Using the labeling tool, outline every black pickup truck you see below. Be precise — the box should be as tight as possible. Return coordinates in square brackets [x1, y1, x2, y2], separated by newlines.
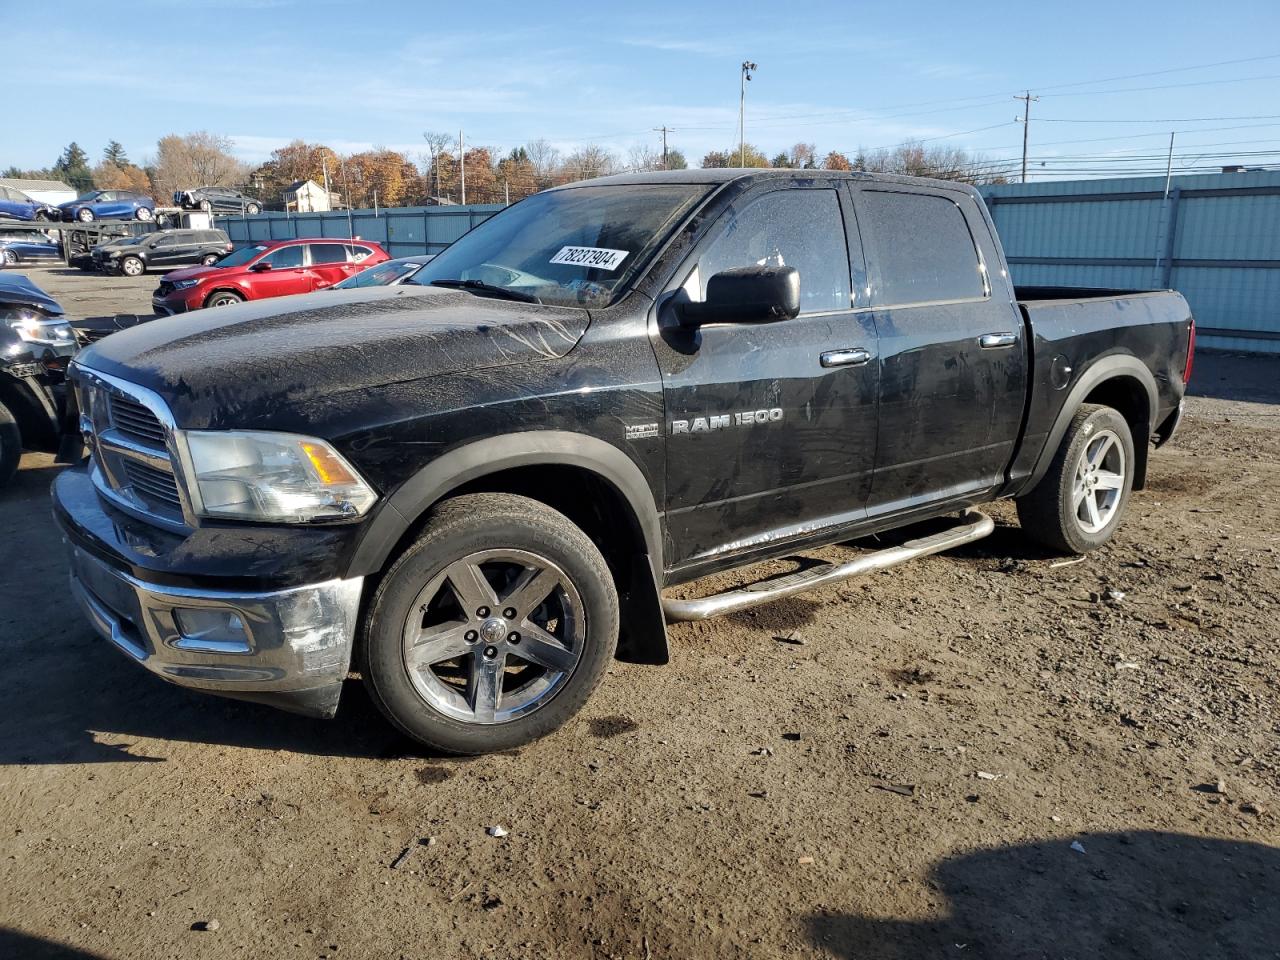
[53, 170, 1194, 753]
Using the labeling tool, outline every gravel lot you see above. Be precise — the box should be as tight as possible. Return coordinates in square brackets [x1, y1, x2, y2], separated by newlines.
[1, 265, 1277, 959]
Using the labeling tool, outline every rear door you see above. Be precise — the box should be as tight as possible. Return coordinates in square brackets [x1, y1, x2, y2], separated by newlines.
[654, 182, 878, 570]
[854, 185, 1026, 516]
[306, 242, 353, 289]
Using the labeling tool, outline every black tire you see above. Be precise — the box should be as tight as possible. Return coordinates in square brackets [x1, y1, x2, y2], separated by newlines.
[0, 401, 21, 489]
[360, 493, 619, 754]
[245, 203, 261, 216]
[76, 207, 94, 223]
[121, 255, 144, 277]
[1, 249, 17, 267]
[201, 254, 219, 266]
[135, 206, 154, 222]
[203, 290, 243, 308]
[1016, 403, 1135, 555]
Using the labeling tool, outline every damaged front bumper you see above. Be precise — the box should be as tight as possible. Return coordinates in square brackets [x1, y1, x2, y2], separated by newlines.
[67, 544, 362, 718]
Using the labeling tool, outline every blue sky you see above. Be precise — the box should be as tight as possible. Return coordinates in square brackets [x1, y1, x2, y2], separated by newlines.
[6, 0, 1280, 179]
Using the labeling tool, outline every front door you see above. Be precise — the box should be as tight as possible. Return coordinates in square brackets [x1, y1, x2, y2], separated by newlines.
[251, 244, 311, 297]
[654, 183, 878, 572]
[854, 185, 1026, 516]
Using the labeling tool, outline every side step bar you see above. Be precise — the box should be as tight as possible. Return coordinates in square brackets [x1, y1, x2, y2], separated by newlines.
[661, 510, 995, 622]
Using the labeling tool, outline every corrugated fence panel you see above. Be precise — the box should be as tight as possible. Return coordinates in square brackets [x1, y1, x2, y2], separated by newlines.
[982, 171, 1280, 354]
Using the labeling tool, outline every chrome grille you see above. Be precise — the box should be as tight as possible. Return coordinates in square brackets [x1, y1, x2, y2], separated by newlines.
[75, 366, 189, 531]
[110, 394, 167, 447]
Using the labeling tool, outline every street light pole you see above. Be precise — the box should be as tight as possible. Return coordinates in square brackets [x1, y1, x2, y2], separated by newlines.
[739, 61, 757, 168]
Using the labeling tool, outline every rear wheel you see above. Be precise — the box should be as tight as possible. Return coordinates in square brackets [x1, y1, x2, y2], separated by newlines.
[245, 202, 261, 216]
[135, 206, 154, 222]
[120, 256, 144, 277]
[204, 290, 243, 308]
[360, 493, 619, 754]
[1, 249, 17, 266]
[76, 208, 94, 223]
[199, 199, 212, 213]
[0, 401, 21, 489]
[1016, 403, 1135, 554]
[200, 254, 219, 266]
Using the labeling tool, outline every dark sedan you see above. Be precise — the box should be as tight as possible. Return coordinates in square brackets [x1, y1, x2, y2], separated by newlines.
[175, 186, 262, 215]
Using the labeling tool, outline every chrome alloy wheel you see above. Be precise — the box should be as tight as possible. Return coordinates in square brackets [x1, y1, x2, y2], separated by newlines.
[401, 548, 585, 724]
[1073, 428, 1126, 534]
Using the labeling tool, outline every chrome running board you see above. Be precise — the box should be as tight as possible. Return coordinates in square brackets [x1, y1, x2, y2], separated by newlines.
[661, 510, 994, 622]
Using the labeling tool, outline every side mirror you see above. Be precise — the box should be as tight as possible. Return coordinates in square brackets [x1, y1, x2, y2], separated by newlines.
[249, 261, 273, 272]
[677, 265, 801, 327]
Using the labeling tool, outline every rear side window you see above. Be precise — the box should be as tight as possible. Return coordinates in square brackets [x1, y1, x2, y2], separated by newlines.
[695, 189, 850, 316]
[263, 245, 304, 268]
[209, 230, 229, 243]
[309, 243, 349, 264]
[347, 244, 375, 261]
[861, 191, 986, 306]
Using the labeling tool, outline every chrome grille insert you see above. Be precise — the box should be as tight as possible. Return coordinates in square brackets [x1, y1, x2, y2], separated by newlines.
[110, 394, 167, 447]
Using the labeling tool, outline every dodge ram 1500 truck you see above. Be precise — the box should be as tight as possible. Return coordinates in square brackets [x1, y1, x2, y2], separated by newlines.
[53, 169, 1194, 754]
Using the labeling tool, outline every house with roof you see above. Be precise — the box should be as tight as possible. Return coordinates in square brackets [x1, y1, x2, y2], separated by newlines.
[283, 179, 341, 213]
[0, 178, 77, 205]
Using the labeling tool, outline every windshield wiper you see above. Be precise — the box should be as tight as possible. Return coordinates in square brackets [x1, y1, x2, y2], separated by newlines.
[428, 278, 541, 304]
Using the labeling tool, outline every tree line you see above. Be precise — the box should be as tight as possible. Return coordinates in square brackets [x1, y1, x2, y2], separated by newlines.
[2, 133, 1005, 210]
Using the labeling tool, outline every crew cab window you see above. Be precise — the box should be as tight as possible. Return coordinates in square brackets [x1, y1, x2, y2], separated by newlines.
[262, 245, 304, 268]
[861, 191, 986, 306]
[694, 189, 850, 316]
[151, 236, 176, 247]
[309, 243, 349, 264]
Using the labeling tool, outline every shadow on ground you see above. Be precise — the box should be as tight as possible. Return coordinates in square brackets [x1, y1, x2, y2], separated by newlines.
[809, 831, 1280, 960]
[0, 929, 110, 959]
[1189, 352, 1280, 405]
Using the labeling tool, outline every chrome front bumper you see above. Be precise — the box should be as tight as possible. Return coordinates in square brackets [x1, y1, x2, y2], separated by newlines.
[68, 544, 363, 718]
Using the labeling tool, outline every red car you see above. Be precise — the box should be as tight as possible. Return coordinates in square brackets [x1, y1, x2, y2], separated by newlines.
[152, 238, 389, 314]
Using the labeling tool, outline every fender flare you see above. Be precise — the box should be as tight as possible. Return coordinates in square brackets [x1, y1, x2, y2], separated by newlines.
[1022, 354, 1159, 494]
[347, 430, 665, 583]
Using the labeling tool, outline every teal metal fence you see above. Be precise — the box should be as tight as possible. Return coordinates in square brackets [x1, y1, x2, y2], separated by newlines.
[980, 171, 1280, 355]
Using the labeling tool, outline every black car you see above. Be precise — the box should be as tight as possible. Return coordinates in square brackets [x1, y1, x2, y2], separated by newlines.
[92, 229, 233, 276]
[54, 169, 1195, 753]
[174, 187, 262, 216]
[0, 274, 73, 486]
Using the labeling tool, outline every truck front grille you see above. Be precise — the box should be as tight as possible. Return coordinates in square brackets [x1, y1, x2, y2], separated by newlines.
[75, 367, 189, 531]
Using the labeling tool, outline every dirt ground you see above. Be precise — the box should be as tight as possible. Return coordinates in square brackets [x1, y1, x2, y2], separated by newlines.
[1, 265, 1277, 959]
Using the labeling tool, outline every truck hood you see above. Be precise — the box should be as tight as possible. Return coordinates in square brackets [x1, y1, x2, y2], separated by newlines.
[77, 285, 589, 429]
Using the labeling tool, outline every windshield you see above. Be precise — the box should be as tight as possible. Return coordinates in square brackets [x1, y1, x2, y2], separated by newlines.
[77, 191, 103, 201]
[408, 183, 709, 307]
[214, 244, 268, 268]
[334, 258, 426, 289]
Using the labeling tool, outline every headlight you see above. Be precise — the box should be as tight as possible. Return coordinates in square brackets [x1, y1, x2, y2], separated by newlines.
[172, 279, 201, 290]
[181, 430, 377, 522]
[5, 309, 74, 345]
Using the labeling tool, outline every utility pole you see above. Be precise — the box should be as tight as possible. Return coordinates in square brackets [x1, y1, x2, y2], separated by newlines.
[1162, 131, 1176, 199]
[653, 126, 672, 169]
[1015, 91, 1039, 184]
[459, 129, 466, 205]
[739, 61, 757, 168]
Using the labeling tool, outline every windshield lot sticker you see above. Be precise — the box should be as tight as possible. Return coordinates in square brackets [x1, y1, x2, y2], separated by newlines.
[550, 246, 629, 271]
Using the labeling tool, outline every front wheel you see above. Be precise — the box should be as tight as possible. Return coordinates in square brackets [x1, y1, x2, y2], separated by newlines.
[203, 290, 243, 308]
[135, 206, 154, 222]
[245, 202, 261, 216]
[76, 208, 94, 223]
[1016, 403, 1135, 554]
[200, 254, 219, 266]
[361, 493, 619, 754]
[199, 200, 212, 213]
[120, 256, 144, 277]
[1, 249, 17, 266]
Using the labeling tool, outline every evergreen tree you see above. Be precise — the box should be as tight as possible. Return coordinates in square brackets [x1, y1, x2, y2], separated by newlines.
[53, 142, 93, 190]
[102, 141, 129, 168]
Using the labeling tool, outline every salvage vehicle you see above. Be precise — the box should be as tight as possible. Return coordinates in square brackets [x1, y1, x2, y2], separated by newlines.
[0, 185, 57, 222]
[58, 190, 155, 223]
[1, 274, 72, 486]
[151, 238, 389, 313]
[53, 170, 1194, 753]
[331, 254, 435, 289]
[0, 234, 61, 267]
[174, 186, 262, 216]
[93, 229, 233, 276]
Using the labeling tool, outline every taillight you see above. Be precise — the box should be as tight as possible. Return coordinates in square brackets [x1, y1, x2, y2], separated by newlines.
[1183, 317, 1196, 385]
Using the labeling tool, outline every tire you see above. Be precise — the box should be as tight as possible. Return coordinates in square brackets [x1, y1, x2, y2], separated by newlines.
[245, 203, 261, 216]
[136, 206, 154, 222]
[199, 200, 212, 213]
[1016, 403, 1135, 555]
[121, 256, 144, 277]
[203, 290, 243, 308]
[1, 249, 17, 266]
[201, 254, 219, 266]
[0, 401, 20, 489]
[76, 207, 94, 223]
[360, 493, 620, 754]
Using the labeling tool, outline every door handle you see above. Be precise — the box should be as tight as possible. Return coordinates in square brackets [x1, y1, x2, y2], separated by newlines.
[979, 332, 1017, 348]
[820, 347, 873, 368]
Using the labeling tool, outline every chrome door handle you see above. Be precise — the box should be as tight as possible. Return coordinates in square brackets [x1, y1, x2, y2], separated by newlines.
[979, 332, 1017, 348]
[821, 347, 873, 368]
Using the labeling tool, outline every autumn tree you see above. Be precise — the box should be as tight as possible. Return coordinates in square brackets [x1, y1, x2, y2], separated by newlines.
[561, 144, 617, 182]
[823, 151, 852, 171]
[152, 132, 246, 197]
[343, 149, 417, 207]
[255, 140, 341, 201]
[701, 143, 769, 168]
[524, 139, 561, 190]
[93, 161, 153, 195]
[855, 141, 1007, 184]
[497, 147, 536, 202]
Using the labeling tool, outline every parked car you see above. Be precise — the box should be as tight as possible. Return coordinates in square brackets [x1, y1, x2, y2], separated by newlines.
[0, 274, 73, 486]
[331, 254, 434, 289]
[54, 169, 1194, 754]
[151, 238, 389, 314]
[174, 186, 262, 216]
[0, 233, 61, 267]
[93, 229, 233, 277]
[58, 190, 155, 223]
[0, 185, 57, 221]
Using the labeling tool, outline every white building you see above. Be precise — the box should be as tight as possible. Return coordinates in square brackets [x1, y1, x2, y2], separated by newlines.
[0, 177, 77, 204]
[283, 179, 340, 213]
